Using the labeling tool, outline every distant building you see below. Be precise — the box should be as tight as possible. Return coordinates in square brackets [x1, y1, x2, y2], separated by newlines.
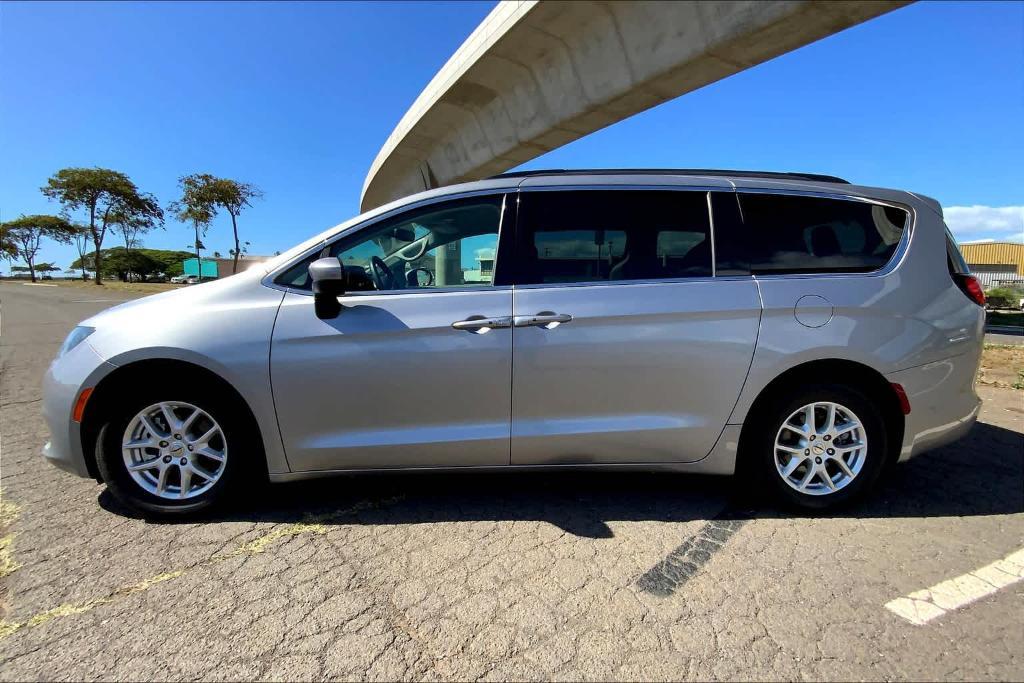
[463, 248, 495, 284]
[182, 256, 270, 279]
[959, 242, 1024, 288]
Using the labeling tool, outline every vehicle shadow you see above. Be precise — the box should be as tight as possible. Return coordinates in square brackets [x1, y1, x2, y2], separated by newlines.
[99, 421, 1023, 537]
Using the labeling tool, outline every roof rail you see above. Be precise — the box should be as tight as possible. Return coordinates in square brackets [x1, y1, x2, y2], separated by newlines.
[488, 168, 850, 184]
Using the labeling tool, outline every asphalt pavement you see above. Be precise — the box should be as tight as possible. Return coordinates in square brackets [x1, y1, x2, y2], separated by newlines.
[1, 282, 1022, 681]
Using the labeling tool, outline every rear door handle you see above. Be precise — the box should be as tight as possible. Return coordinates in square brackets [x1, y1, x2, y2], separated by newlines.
[451, 315, 512, 334]
[513, 312, 573, 329]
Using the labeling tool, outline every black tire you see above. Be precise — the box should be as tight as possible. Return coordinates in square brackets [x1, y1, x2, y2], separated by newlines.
[746, 384, 888, 512]
[95, 386, 252, 518]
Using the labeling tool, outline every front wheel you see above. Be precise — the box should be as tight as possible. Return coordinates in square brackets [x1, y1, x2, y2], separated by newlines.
[750, 385, 888, 511]
[96, 391, 247, 517]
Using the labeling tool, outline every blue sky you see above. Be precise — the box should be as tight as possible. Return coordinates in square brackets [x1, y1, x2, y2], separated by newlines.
[1, 1, 1022, 272]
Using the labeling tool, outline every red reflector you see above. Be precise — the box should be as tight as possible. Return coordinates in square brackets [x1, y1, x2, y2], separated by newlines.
[72, 387, 93, 423]
[954, 274, 986, 307]
[890, 382, 911, 415]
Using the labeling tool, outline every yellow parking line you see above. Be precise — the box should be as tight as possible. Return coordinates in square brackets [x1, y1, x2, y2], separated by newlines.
[0, 496, 402, 640]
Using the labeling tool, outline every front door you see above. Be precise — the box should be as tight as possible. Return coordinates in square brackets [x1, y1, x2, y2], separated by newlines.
[510, 189, 761, 465]
[270, 194, 514, 472]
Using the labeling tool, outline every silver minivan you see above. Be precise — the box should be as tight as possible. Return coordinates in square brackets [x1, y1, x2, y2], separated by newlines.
[42, 170, 985, 516]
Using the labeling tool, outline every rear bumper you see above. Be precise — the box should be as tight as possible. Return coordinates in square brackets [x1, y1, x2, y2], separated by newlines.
[887, 349, 982, 462]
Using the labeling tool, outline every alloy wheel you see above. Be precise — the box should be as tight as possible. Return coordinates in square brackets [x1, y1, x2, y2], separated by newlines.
[121, 401, 228, 500]
[773, 401, 867, 496]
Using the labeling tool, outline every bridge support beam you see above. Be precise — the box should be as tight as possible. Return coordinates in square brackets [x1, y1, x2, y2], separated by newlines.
[361, 0, 909, 211]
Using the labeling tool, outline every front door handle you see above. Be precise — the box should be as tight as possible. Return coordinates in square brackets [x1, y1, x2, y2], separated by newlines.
[451, 315, 512, 334]
[513, 312, 573, 329]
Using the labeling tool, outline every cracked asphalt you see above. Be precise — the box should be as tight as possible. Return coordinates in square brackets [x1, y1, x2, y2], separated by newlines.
[1, 282, 1022, 681]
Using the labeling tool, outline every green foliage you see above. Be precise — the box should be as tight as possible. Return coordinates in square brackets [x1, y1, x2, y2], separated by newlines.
[0, 226, 16, 261]
[34, 263, 60, 274]
[71, 247, 193, 282]
[1014, 370, 1024, 391]
[41, 167, 164, 284]
[205, 177, 263, 219]
[170, 174, 262, 274]
[169, 174, 217, 229]
[0, 214, 77, 281]
[986, 287, 1022, 310]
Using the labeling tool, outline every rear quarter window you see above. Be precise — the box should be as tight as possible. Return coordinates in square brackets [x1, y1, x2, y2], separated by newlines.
[739, 193, 908, 275]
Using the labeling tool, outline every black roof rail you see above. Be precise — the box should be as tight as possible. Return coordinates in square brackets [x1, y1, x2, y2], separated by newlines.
[487, 168, 850, 184]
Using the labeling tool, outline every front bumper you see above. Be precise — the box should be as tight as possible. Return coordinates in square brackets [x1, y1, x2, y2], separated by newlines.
[887, 350, 982, 462]
[41, 341, 116, 479]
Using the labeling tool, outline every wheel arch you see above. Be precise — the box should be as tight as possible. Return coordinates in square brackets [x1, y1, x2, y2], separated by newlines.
[736, 358, 905, 470]
[80, 358, 267, 482]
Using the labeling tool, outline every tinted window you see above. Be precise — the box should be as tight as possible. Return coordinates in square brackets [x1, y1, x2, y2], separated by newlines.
[518, 190, 712, 284]
[945, 229, 970, 275]
[739, 194, 907, 275]
[708, 191, 749, 275]
[275, 196, 504, 291]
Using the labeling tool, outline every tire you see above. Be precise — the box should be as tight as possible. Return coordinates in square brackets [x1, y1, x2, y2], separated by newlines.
[95, 386, 251, 517]
[747, 384, 888, 512]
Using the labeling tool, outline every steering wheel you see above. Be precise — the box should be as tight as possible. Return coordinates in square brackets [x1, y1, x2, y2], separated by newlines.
[406, 267, 435, 288]
[369, 256, 396, 291]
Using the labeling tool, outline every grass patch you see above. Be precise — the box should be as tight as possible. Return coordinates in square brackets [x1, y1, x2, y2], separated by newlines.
[979, 344, 1024, 389]
[46, 280, 184, 294]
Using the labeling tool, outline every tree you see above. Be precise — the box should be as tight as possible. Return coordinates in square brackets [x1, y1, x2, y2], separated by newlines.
[228, 240, 251, 260]
[34, 262, 60, 277]
[71, 247, 190, 282]
[101, 248, 162, 282]
[41, 167, 164, 284]
[0, 224, 17, 262]
[139, 248, 194, 278]
[71, 223, 91, 280]
[185, 175, 262, 274]
[0, 214, 77, 282]
[169, 175, 218, 283]
[109, 198, 162, 255]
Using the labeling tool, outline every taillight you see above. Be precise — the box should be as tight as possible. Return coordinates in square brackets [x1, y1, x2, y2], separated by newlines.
[953, 274, 985, 307]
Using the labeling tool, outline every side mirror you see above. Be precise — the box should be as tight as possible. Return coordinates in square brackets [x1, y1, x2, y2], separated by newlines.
[309, 257, 345, 319]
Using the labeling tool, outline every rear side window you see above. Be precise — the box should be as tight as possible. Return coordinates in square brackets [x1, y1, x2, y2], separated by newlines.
[517, 190, 712, 284]
[945, 229, 971, 275]
[739, 193, 908, 275]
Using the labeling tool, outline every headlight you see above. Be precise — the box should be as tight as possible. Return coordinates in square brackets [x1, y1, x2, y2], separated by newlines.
[59, 326, 95, 357]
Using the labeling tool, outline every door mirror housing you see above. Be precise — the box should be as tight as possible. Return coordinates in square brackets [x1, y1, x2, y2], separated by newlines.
[309, 257, 345, 319]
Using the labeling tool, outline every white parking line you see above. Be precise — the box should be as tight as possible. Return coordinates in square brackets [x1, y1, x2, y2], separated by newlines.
[885, 548, 1024, 625]
[22, 283, 57, 287]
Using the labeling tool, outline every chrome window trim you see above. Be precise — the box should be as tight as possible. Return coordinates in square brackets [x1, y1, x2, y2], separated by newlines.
[514, 275, 729, 291]
[518, 183, 723, 194]
[734, 187, 916, 281]
[336, 284, 513, 298]
[262, 189, 512, 296]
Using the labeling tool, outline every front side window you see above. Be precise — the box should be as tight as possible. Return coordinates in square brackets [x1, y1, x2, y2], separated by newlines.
[739, 193, 908, 275]
[517, 190, 712, 284]
[275, 195, 505, 291]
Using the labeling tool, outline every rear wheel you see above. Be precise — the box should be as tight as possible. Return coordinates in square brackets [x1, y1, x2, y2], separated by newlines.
[750, 384, 887, 511]
[96, 390, 248, 517]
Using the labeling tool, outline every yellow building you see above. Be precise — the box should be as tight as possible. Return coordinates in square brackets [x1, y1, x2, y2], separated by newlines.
[959, 242, 1024, 287]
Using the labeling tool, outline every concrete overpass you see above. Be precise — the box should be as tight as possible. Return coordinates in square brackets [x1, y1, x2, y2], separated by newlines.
[360, 0, 909, 211]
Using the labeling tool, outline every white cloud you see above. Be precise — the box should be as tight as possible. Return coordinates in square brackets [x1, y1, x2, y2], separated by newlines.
[942, 205, 1024, 243]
